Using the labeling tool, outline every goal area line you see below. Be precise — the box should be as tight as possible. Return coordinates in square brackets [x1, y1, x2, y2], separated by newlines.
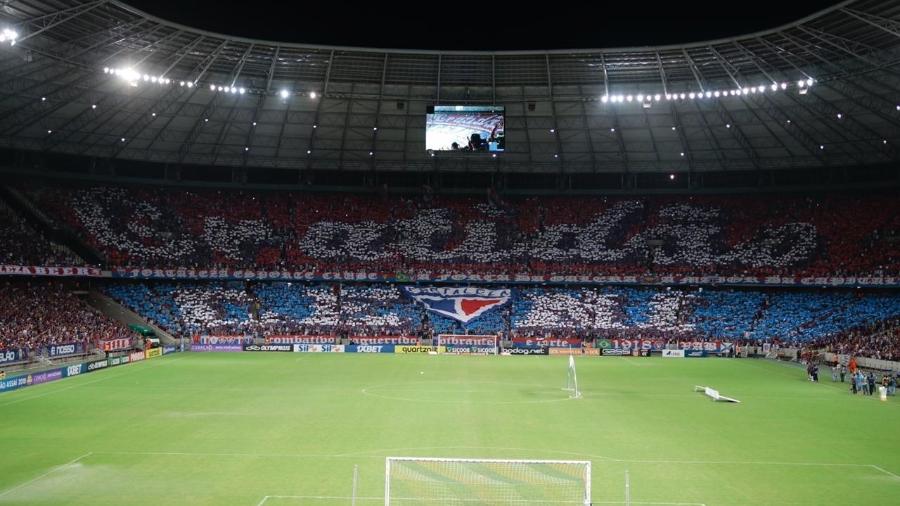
[256, 496, 706, 506]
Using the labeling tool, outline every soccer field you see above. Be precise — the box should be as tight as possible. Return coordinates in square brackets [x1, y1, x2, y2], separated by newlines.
[1, 353, 898, 506]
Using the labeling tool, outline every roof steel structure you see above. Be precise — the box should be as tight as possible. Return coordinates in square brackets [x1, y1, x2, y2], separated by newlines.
[0, 0, 898, 174]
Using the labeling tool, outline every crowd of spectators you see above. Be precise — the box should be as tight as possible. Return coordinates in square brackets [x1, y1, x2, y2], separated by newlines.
[811, 318, 900, 361]
[0, 281, 133, 356]
[104, 282, 900, 358]
[0, 198, 84, 267]
[25, 185, 900, 278]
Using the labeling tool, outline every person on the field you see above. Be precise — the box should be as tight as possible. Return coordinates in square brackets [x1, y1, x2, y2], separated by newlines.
[839, 364, 847, 383]
[867, 372, 876, 396]
[850, 373, 858, 394]
[831, 363, 838, 382]
[889, 374, 897, 396]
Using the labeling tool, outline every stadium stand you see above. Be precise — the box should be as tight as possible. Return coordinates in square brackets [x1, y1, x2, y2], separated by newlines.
[0, 281, 133, 357]
[0, 198, 84, 267]
[103, 283, 900, 351]
[24, 185, 900, 278]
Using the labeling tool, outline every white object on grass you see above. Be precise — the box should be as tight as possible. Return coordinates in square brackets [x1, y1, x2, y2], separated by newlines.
[564, 355, 581, 399]
[694, 385, 740, 403]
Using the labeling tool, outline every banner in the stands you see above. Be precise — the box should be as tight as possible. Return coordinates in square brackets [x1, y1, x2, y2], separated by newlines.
[48, 343, 82, 358]
[104, 267, 900, 287]
[403, 286, 510, 323]
[0, 348, 26, 365]
[512, 338, 582, 349]
[437, 335, 497, 348]
[198, 335, 252, 345]
[595, 339, 733, 352]
[0, 265, 102, 277]
[100, 338, 131, 352]
[265, 336, 337, 345]
[349, 336, 418, 345]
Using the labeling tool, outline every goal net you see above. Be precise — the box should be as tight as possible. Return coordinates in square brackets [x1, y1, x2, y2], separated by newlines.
[385, 457, 591, 505]
[564, 355, 581, 398]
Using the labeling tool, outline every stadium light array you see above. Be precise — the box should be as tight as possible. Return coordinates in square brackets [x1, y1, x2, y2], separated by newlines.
[210, 84, 246, 95]
[0, 28, 18, 45]
[104, 67, 171, 87]
[601, 79, 814, 106]
[280, 89, 290, 99]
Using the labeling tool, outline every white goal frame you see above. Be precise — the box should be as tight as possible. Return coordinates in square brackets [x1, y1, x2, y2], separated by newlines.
[384, 456, 591, 506]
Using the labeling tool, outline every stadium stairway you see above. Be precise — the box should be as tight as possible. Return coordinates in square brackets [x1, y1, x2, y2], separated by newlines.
[87, 291, 178, 346]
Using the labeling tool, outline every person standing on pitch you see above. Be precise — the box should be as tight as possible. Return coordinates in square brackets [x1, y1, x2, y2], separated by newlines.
[832, 363, 838, 382]
[839, 364, 847, 383]
[868, 372, 877, 396]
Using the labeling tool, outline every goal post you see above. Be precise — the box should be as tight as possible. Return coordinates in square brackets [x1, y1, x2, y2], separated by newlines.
[564, 355, 581, 398]
[384, 456, 591, 505]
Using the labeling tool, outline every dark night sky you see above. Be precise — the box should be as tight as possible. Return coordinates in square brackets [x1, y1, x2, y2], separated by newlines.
[126, 0, 835, 51]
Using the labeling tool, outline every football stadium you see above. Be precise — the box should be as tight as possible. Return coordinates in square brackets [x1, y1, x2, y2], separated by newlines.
[1, 1, 900, 504]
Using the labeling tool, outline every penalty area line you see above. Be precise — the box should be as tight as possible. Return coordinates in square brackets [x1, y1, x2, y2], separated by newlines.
[0, 452, 93, 498]
[257, 495, 382, 505]
[870, 465, 900, 479]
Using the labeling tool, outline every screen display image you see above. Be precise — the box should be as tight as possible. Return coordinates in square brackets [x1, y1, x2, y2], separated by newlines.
[426, 105, 505, 152]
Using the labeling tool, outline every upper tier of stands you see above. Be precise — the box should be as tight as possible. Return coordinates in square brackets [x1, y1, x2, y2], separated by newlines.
[105, 282, 900, 357]
[24, 185, 900, 277]
[0, 198, 84, 267]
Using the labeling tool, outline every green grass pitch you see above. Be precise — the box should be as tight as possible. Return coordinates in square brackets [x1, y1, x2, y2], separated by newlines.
[1, 353, 898, 505]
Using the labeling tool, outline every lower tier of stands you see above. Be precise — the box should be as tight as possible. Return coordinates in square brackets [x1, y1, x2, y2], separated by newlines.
[103, 282, 900, 359]
[0, 281, 134, 366]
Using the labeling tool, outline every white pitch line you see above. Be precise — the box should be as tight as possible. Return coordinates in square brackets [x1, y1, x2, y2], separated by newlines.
[0, 452, 93, 498]
[593, 502, 706, 505]
[625, 469, 631, 506]
[92, 448, 889, 475]
[870, 465, 900, 479]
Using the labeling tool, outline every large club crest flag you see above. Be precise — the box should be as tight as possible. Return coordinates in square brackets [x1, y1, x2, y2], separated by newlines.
[403, 286, 510, 323]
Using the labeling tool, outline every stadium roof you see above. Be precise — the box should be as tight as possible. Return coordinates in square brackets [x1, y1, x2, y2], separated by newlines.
[0, 0, 899, 174]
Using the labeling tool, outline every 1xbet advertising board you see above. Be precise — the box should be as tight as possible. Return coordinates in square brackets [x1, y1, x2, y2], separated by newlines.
[345, 344, 395, 353]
